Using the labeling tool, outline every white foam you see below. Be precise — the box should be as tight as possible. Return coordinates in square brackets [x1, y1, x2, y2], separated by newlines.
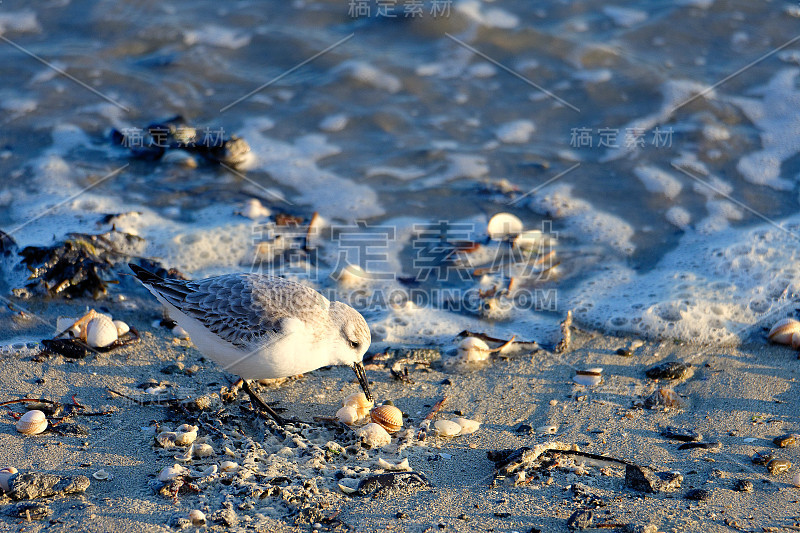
[365, 166, 427, 181]
[602, 6, 647, 27]
[571, 216, 800, 344]
[456, 1, 520, 29]
[467, 63, 497, 78]
[731, 69, 800, 191]
[633, 166, 682, 199]
[336, 61, 401, 93]
[495, 120, 536, 144]
[677, 0, 714, 7]
[0, 10, 40, 35]
[183, 24, 251, 49]
[665, 206, 691, 230]
[319, 114, 349, 132]
[573, 69, 612, 83]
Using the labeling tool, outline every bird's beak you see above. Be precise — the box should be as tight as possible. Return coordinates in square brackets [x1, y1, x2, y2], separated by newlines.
[353, 361, 373, 402]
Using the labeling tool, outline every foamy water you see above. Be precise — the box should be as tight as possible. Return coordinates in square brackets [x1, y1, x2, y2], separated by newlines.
[1, 1, 799, 345]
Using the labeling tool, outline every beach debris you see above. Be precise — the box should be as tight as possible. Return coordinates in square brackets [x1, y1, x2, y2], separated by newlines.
[452, 418, 481, 435]
[189, 509, 207, 527]
[376, 457, 411, 472]
[733, 479, 754, 492]
[645, 361, 691, 381]
[92, 469, 112, 481]
[684, 488, 711, 501]
[566, 509, 594, 530]
[370, 404, 403, 433]
[40, 309, 139, 358]
[86, 315, 118, 348]
[573, 368, 603, 387]
[537, 425, 559, 435]
[773, 434, 799, 448]
[356, 423, 391, 448]
[3, 502, 52, 521]
[752, 451, 774, 466]
[660, 426, 702, 442]
[159, 464, 189, 482]
[342, 392, 374, 420]
[336, 405, 359, 425]
[678, 441, 721, 451]
[239, 198, 271, 220]
[767, 318, 800, 347]
[219, 461, 239, 473]
[193, 443, 215, 459]
[16, 410, 48, 436]
[642, 388, 685, 409]
[767, 459, 792, 475]
[13, 229, 146, 299]
[555, 310, 573, 353]
[416, 396, 448, 440]
[6, 472, 90, 500]
[0, 467, 18, 492]
[624, 465, 683, 493]
[354, 472, 431, 496]
[487, 213, 523, 240]
[334, 264, 370, 288]
[174, 424, 198, 446]
[434, 420, 462, 437]
[446, 335, 516, 367]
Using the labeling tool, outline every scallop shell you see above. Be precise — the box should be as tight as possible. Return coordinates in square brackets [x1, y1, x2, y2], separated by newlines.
[487, 213, 523, 240]
[189, 510, 206, 526]
[434, 420, 462, 437]
[336, 405, 359, 425]
[159, 464, 188, 482]
[92, 469, 112, 481]
[16, 410, 48, 435]
[86, 316, 118, 348]
[768, 318, 800, 345]
[452, 418, 481, 435]
[0, 467, 18, 492]
[370, 405, 403, 433]
[113, 320, 130, 336]
[356, 423, 392, 448]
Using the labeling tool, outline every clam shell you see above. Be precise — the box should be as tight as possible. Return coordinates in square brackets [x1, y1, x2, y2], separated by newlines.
[457, 337, 492, 363]
[356, 423, 392, 448]
[156, 431, 178, 448]
[175, 425, 198, 446]
[573, 368, 603, 387]
[158, 464, 187, 482]
[370, 405, 403, 433]
[56, 316, 81, 338]
[487, 213, 523, 240]
[16, 410, 48, 435]
[434, 420, 462, 437]
[189, 510, 206, 526]
[86, 316, 118, 348]
[113, 320, 130, 336]
[92, 469, 112, 481]
[193, 443, 215, 458]
[220, 461, 239, 472]
[336, 405, 359, 425]
[768, 318, 800, 345]
[452, 418, 481, 435]
[343, 392, 374, 418]
[0, 467, 18, 492]
[514, 229, 552, 250]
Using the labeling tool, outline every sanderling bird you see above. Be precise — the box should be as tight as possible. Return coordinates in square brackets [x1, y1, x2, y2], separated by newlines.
[129, 264, 372, 424]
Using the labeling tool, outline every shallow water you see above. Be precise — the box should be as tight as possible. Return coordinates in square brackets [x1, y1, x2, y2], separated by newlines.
[1, 0, 799, 344]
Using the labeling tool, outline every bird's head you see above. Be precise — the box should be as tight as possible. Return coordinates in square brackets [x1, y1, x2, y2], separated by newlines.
[330, 301, 373, 401]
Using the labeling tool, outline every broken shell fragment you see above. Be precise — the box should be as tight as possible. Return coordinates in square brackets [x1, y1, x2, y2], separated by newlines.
[92, 469, 112, 481]
[16, 410, 48, 435]
[768, 318, 800, 345]
[336, 405, 359, 425]
[452, 418, 481, 435]
[189, 509, 206, 526]
[156, 431, 178, 448]
[356, 423, 392, 448]
[434, 420, 462, 437]
[573, 368, 603, 387]
[370, 404, 403, 433]
[86, 316, 118, 348]
[113, 320, 130, 336]
[158, 464, 188, 482]
[487, 212, 523, 240]
[377, 457, 411, 471]
[0, 467, 18, 492]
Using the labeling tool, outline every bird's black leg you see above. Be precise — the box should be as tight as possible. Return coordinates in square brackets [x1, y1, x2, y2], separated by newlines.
[242, 380, 286, 426]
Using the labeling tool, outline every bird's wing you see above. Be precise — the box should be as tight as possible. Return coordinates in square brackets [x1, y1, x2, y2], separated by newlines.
[142, 273, 330, 347]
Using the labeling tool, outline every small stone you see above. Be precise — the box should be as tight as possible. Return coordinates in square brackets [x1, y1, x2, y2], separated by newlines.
[678, 441, 721, 451]
[396, 512, 408, 519]
[733, 479, 753, 492]
[660, 426, 702, 442]
[211, 505, 238, 527]
[684, 488, 711, 501]
[515, 424, 534, 435]
[566, 509, 593, 529]
[7, 473, 90, 500]
[645, 361, 691, 380]
[767, 459, 792, 475]
[773, 434, 799, 448]
[161, 363, 185, 375]
[615, 347, 632, 356]
[643, 388, 685, 409]
[356, 472, 430, 496]
[624, 465, 663, 493]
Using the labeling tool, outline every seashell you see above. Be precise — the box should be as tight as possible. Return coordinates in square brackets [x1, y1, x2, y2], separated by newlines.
[175, 446, 194, 462]
[793, 332, 800, 350]
[56, 316, 81, 338]
[370, 405, 403, 433]
[113, 320, 130, 336]
[16, 410, 48, 435]
[336, 405, 359, 425]
[343, 392, 374, 419]
[487, 212, 523, 240]
[334, 264, 369, 287]
[768, 318, 800, 345]
[92, 469, 112, 481]
[573, 368, 603, 387]
[193, 443, 215, 458]
[220, 461, 239, 472]
[377, 457, 411, 471]
[434, 420, 462, 437]
[85, 316, 118, 348]
[338, 482, 358, 494]
[159, 464, 188, 482]
[201, 465, 218, 477]
[452, 418, 481, 435]
[456, 337, 492, 363]
[156, 431, 178, 448]
[188, 509, 206, 526]
[172, 326, 190, 339]
[356, 423, 392, 448]
[537, 425, 559, 435]
[0, 467, 18, 492]
[175, 425, 198, 446]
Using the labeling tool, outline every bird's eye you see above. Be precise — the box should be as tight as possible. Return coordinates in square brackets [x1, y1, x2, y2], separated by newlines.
[349, 340, 360, 350]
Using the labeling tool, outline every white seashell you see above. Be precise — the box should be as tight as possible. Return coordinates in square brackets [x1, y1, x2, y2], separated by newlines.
[220, 461, 239, 472]
[86, 316, 118, 348]
[356, 423, 392, 448]
[240, 198, 270, 220]
[188, 509, 206, 526]
[334, 264, 369, 287]
[573, 368, 603, 387]
[145, 386, 167, 395]
[201, 465, 218, 477]
[193, 443, 215, 458]
[336, 405, 359, 425]
[92, 469, 112, 481]
[377, 457, 411, 471]
[174, 446, 194, 462]
[175, 425, 198, 446]
[113, 320, 130, 336]
[456, 337, 492, 363]
[172, 326, 190, 339]
[16, 410, 48, 435]
[343, 392, 374, 419]
[768, 318, 800, 345]
[434, 420, 462, 437]
[487, 213, 523, 240]
[0, 467, 18, 492]
[370, 405, 403, 433]
[452, 418, 481, 435]
[338, 483, 358, 494]
[156, 431, 178, 448]
[158, 464, 188, 482]
[537, 425, 559, 435]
